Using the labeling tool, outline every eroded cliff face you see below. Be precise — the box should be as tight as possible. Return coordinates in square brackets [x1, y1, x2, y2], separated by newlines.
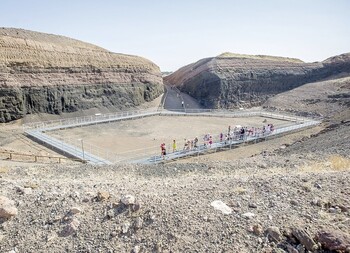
[0, 28, 163, 122]
[164, 52, 350, 108]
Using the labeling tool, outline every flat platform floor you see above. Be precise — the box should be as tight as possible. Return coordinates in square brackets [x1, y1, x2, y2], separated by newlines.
[48, 115, 294, 161]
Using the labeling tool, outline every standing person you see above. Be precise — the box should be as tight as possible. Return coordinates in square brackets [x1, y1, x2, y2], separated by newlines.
[220, 132, 223, 142]
[183, 139, 188, 151]
[228, 125, 231, 135]
[194, 137, 198, 148]
[181, 101, 184, 108]
[172, 140, 177, 152]
[209, 135, 213, 148]
[160, 143, 166, 159]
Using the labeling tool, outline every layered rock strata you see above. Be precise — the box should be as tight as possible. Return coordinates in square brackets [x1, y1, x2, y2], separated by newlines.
[164, 52, 350, 109]
[0, 28, 163, 122]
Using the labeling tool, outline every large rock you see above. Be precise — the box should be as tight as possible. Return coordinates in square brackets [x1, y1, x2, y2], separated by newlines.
[316, 229, 350, 252]
[0, 28, 164, 122]
[292, 227, 318, 251]
[164, 52, 350, 109]
[0, 196, 18, 219]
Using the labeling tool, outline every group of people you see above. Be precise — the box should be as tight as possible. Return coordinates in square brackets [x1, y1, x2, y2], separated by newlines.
[160, 123, 275, 158]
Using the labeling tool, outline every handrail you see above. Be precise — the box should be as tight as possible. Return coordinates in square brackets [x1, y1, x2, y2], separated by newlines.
[23, 108, 321, 165]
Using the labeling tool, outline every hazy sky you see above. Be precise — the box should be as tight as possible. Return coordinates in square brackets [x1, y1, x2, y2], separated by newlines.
[1, 0, 350, 71]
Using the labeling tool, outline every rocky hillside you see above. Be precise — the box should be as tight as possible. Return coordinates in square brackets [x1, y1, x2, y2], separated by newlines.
[0, 28, 163, 122]
[264, 76, 350, 122]
[164, 52, 350, 109]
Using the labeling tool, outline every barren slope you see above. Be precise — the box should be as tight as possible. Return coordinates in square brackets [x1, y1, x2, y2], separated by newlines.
[164, 52, 350, 109]
[264, 76, 350, 121]
[0, 28, 164, 122]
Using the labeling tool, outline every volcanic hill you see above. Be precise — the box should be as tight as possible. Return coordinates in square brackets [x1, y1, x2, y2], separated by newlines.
[0, 28, 163, 122]
[164, 52, 350, 109]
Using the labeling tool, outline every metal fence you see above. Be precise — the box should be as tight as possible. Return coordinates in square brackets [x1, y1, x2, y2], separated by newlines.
[24, 109, 321, 164]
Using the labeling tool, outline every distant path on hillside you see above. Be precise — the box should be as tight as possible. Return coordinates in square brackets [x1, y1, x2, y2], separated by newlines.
[163, 84, 203, 110]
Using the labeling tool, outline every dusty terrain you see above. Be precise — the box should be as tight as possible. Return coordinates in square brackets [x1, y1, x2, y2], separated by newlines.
[0, 105, 349, 252]
[0, 125, 349, 252]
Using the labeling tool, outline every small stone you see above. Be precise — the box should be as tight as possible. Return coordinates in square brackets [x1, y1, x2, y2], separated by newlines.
[296, 244, 306, 253]
[110, 231, 117, 237]
[0, 196, 18, 219]
[24, 182, 39, 189]
[16, 186, 32, 195]
[266, 226, 282, 242]
[211, 200, 232, 215]
[329, 207, 337, 213]
[133, 245, 140, 253]
[46, 232, 57, 242]
[134, 217, 143, 229]
[242, 212, 255, 219]
[290, 199, 298, 206]
[286, 244, 298, 253]
[248, 203, 258, 208]
[314, 182, 322, 189]
[107, 209, 114, 218]
[311, 198, 319, 206]
[70, 207, 82, 215]
[253, 224, 263, 236]
[121, 222, 130, 234]
[121, 194, 136, 205]
[97, 191, 110, 201]
[82, 198, 90, 203]
[60, 218, 80, 237]
[337, 204, 349, 212]
[131, 201, 141, 212]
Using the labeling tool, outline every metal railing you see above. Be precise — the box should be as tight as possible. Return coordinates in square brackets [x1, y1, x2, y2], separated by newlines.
[24, 108, 321, 164]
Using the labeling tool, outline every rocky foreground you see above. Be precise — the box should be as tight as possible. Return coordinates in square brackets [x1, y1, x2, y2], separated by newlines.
[0, 122, 349, 252]
[164, 52, 350, 109]
[0, 28, 163, 122]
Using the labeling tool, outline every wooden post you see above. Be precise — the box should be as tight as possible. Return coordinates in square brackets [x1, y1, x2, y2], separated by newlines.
[9, 153, 12, 160]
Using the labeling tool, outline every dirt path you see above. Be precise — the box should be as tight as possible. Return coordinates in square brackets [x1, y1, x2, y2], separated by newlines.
[164, 84, 203, 110]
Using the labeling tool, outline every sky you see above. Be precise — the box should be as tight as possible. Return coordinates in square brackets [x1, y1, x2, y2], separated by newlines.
[1, 0, 350, 71]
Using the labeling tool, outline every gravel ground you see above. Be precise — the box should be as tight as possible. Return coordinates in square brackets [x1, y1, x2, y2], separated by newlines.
[0, 98, 349, 252]
[0, 123, 349, 252]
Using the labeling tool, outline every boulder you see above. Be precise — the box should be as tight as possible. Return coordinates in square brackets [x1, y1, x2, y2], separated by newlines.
[316, 229, 350, 252]
[292, 227, 318, 251]
[266, 226, 282, 242]
[0, 196, 18, 219]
